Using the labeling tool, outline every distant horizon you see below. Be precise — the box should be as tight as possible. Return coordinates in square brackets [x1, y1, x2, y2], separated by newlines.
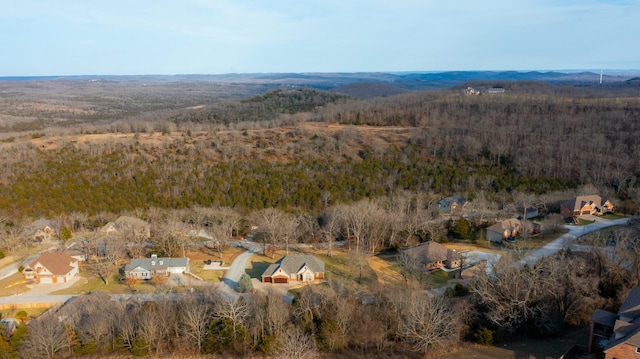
[1, 69, 639, 80]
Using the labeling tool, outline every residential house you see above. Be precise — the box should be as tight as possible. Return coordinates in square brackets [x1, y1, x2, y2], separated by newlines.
[589, 286, 640, 358]
[101, 216, 151, 239]
[62, 241, 87, 263]
[22, 252, 79, 284]
[437, 196, 469, 215]
[402, 241, 462, 270]
[124, 254, 189, 280]
[26, 218, 56, 242]
[261, 254, 325, 284]
[561, 195, 613, 220]
[485, 217, 540, 243]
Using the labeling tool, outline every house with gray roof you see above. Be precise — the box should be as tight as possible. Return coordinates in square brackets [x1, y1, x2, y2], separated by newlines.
[589, 286, 640, 358]
[124, 254, 189, 280]
[402, 241, 461, 270]
[261, 254, 325, 284]
[437, 196, 469, 215]
[26, 218, 57, 243]
[485, 217, 540, 243]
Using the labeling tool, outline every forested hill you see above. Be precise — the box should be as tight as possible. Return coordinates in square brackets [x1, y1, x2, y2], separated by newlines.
[0, 80, 639, 217]
[170, 88, 350, 125]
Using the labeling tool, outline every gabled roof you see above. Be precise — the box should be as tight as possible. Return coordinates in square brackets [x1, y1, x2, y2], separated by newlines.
[124, 257, 189, 272]
[30, 218, 55, 230]
[437, 196, 467, 211]
[619, 287, 640, 320]
[562, 195, 609, 212]
[486, 218, 523, 233]
[262, 254, 324, 277]
[590, 309, 617, 327]
[29, 252, 77, 276]
[402, 241, 460, 265]
[598, 286, 640, 353]
[101, 216, 150, 234]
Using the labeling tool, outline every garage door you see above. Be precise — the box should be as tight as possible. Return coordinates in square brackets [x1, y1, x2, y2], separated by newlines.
[274, 277, 288, 284]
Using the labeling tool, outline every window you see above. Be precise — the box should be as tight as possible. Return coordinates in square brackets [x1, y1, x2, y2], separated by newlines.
[636, 346, 640, 353]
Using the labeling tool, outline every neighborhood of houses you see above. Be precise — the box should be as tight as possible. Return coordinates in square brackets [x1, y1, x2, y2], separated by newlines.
[0, 192, 633, 357]
[6, 194, 617, 294]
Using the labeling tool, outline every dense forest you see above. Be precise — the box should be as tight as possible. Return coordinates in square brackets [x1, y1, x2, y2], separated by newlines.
[0, 84, 639, 218]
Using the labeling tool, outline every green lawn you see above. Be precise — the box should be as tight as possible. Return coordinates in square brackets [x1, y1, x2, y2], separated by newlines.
[189, 260, 226, 282]
[427, 269, 457, 288]
[246, 260, 275, 278]
[602, 213, 625, 220]
[575, 218, 595, 226]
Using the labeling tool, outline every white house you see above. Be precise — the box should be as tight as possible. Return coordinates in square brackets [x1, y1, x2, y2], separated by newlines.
[124, 254, 189, 280]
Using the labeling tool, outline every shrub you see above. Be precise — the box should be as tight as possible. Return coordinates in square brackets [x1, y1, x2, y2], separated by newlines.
[474, 327, 494, 346]
[237, 273, 253, 293]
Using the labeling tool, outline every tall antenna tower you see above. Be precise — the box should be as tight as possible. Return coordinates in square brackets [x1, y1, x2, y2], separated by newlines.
[600, 70, 603, 84]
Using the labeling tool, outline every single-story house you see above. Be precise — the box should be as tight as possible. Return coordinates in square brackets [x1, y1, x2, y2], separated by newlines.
[561, 195, 613, 220]
[261, 254, 325, 284]
[486, 218, 540, 243]
[124, 254, 189, 280]
[402, 241, 461, 270]
[589, 286, 640, 358]
[23, 252, 79, 284]
[437, 196, 469, 215]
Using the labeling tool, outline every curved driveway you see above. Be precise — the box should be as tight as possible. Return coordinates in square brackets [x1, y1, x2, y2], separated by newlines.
[518, 217, 630, 267]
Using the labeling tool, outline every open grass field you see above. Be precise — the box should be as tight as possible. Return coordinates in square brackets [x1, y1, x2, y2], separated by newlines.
[0, 272, 31, 296]
[188, 245, 246, 282]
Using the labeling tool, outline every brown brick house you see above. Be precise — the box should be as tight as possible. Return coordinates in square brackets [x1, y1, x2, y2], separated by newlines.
[561, 195, 613, 220]
[589, 286, 640, 358]
[261, 254, 325, 284]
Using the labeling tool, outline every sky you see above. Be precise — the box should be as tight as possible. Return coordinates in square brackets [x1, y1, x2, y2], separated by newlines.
[0, 0, 638, 76]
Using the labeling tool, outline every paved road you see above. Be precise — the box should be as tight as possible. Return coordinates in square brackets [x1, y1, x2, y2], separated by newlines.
[221, 239, 262, 291]
[518, 217, 630, 267]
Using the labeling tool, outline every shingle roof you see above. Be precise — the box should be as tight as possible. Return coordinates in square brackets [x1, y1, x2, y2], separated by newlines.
[124, 257, 189, 272]
[437, 196, 467, 212]
[562, 195, 607, 212]
[619, 287, 640, 319]
[402, 241, 460, 265]
[261, 254, 324, 277]
[486, 218, 521, 233]
[590, 309, 617, 327]
[29, 252, 77, 276]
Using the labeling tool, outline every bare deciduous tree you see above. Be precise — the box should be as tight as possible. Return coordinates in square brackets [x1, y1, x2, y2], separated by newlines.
[21, 313, 69, 359]
[181, 294, 213, 353]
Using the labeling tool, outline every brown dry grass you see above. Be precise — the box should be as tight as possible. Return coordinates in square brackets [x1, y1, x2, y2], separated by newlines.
[368, 254, 403, 285]
[0, 272, 31, 296]
[18, 121, 415, 158]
